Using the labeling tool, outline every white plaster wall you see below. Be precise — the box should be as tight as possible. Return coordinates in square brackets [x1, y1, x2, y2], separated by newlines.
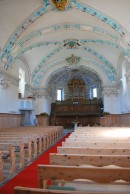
[119, 80, 130, 113]
[9, 58, 31, 98]
[0, 83, 20, 113]
[103, 94, 121, 114]
[127, 80, 130, 112]
[34, 96, 52, 115]
[24, 90, 31, 98]
[0, 58, 31, 113]
[111, 95, 121, 114]
[45, 97, 52, 115]
[119, 86, 126, 113]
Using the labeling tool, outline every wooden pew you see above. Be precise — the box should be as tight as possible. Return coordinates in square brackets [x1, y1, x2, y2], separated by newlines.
[0, 126, 63, 162]
[14, 126, 130, 194]
[57, 147, 130, 155]
[0, 132, 43, 154]
[72, 126, 130, 135]
[0, 126, 63, 183]
[37, 164, 130, 188]
[0, 135, 38, 158]
[0, 142, 24, 169]
[0, 153, 3, 182]
[0, 126, 63, 152]
[0, 133, 42, 155]
[0, 144, 16, 174]
[14, 186, 130, 194]
[62, 141, 130, 148]
[69, 133, 130, 139]
[50, 153, 130, 167]
[65, 137, 130, 143]
[0, 139, 31, 163]
[0, 142, 25, 182]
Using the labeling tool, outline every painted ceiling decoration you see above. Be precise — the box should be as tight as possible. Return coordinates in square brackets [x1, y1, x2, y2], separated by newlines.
[32, 46, 63, 79]
[82, 58, 116, 82]
[74, 1, 126, 37]
[1, 0, 130, 98]
[15, 23, 120, 48]
[31, 43, 116, 84]
[11, 32, 128, 67]
[1, 0, 130, 72]
[48, 67, 101, 86]
[83, 46, 117, 75]
[66, 54, 81, 65]
[33, 56, 115, 87]
[43, 63, 108, 89]
[49, 0, 71, 11]
[12, 38, 127, 64]
[63, 39, 81, 49]
[11, 23, 125, 56]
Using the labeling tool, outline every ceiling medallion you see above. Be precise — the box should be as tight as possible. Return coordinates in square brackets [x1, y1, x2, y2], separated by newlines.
[50, 0, 71, 11]
[64, 39, 81, 49]
[66, 54, 81, 66]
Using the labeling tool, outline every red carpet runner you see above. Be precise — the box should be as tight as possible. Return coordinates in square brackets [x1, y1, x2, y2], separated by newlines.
[0, 134, 69, 194]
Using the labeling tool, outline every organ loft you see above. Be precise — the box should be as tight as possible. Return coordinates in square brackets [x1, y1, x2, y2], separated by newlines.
[50, 74, 103, 128]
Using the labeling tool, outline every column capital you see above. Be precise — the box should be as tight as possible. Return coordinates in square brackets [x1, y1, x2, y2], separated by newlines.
[31, 86, 51, 99]
[0, 67, 19, 88]
[102, 86, 119, 96]
[125, 69, 130, 82]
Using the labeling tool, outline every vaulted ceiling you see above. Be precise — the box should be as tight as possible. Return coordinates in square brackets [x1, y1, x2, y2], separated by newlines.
[0, 0, 130, 89]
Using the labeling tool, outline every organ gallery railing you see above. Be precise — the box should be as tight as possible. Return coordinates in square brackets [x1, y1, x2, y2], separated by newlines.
[51, 98, 103, 116]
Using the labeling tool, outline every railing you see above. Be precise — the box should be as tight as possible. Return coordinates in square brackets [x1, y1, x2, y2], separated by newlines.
[55, 98, 102, 105]
[51, 99, 103, 116]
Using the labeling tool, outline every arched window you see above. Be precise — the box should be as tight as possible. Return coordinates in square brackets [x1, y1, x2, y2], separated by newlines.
[90, 85, 97, 99]
[93, 88, 97, 98]
[57, 88, 64, 101]
[19, 68, 25, 98]
[57, 89, 61, 101]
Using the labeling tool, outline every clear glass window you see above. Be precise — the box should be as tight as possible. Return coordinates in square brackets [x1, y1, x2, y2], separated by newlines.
[57, 89, 62, 101]
[93, 88, 97, 98]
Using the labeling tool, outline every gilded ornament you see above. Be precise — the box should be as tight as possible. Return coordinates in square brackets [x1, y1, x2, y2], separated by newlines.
[51, 0, 69, 11]
[66, 54, 81, 65]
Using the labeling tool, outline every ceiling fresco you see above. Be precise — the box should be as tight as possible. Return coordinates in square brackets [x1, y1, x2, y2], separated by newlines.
[0, 0, 130, 90]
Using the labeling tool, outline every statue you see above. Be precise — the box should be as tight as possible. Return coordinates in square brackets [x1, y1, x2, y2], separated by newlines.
[72, 120, 79, 130]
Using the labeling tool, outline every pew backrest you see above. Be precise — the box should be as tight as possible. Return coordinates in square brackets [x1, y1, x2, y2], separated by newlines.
[50, 153, 130, 167]
[14, 186, 130, 194]
[57, 147, 130, 155]
[38, 165, 130, 188]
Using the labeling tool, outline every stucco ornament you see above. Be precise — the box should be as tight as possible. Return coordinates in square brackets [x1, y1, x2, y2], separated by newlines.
[66, 54, 81, 65]
[50, 0, 70, 11]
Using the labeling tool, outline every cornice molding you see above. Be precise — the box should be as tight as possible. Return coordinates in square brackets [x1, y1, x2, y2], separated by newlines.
[31, 86, 51, 98]
[102, 85, 119, 96]
[0, 67, 19, 87]
[25, 83, 32, 92]
[125, 69, 130, 82]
